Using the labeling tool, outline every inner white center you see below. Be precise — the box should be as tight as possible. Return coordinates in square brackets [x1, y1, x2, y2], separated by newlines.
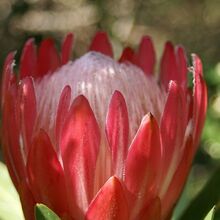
[35, 51, 166, 143]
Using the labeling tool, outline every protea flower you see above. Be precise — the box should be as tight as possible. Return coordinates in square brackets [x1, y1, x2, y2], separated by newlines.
[1, 32, 207, 220]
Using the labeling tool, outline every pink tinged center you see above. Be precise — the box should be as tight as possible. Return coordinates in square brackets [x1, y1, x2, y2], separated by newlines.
[34, 51, 166, 193]
[35, 52, 165, 137]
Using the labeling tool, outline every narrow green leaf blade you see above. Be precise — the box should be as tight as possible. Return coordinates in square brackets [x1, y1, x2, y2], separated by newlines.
[212, 205, 220, 220]
[178, 166, 220, 220]
[35, 204, 60, 220]
[204, 207, 214, 220]
[0, 162, 24, 220]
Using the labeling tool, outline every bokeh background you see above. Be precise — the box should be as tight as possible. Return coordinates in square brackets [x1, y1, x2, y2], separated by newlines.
[0, 0, 220, 219]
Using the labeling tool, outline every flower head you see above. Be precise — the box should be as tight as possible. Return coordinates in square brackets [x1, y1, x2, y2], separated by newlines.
[1, 32, 207, 220]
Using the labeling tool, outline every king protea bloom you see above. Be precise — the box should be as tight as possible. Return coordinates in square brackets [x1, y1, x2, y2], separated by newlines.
[1, 32, 207, 220]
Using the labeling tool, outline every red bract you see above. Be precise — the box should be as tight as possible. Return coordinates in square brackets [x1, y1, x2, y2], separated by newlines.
[1, 32, 207, 220]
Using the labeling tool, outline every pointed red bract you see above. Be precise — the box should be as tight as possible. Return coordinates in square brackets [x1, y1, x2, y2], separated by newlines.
[55, 86, 71, 146]
[106, 91, 129, 178]
[160, 81, 187, 191]
[20, 39, 37, 79]
[60, 95, 100, 218]
[89, 32, 113, 57]
[19, 77, 37, 155]
[134, 36, 156, 75]
[61, 33, 74, 65]
[119, 47, 134, 63]
[37, 38, 61, 76]
[192, 54, 207, 147]
[160, 42, 178, 90]
[160, 43, 188, 90]
[1, 52, 16, 108]
[27, 130, 68, 216]
[176, 46, 187, 88]
[85, 177, 129, 220]
[2, 85, 26, 189]
[125, 113, 162, 217]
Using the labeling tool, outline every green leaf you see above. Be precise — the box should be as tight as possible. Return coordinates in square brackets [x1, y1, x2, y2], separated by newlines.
[35, 204, 60, 220]
[212, 204, 220, 220]
[178, 166, 220, 220]
[0, 162, 24, 220]
[204, 207, 214, 220]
